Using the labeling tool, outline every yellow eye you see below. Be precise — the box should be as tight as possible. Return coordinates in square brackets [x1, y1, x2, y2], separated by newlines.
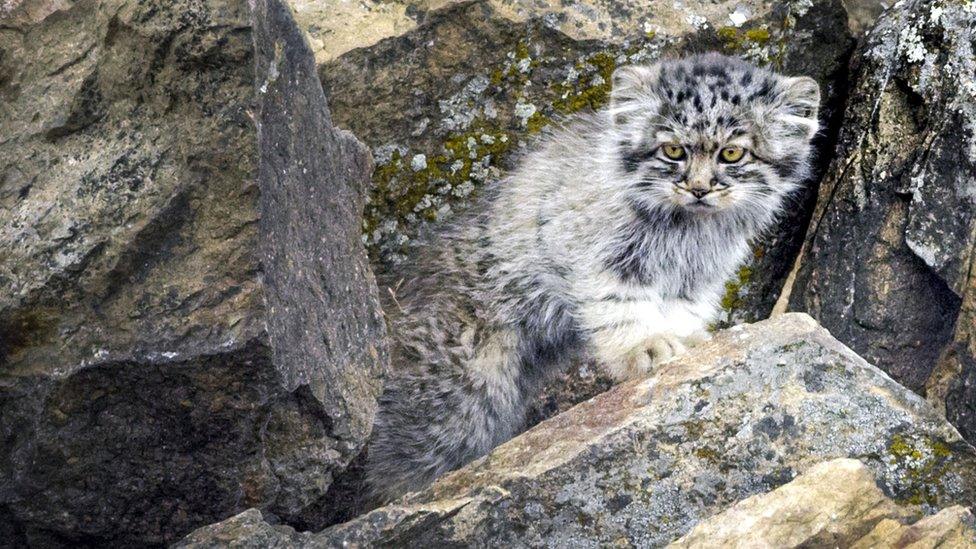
[719, 146, 745, 163]
[661, 143, 686, 160]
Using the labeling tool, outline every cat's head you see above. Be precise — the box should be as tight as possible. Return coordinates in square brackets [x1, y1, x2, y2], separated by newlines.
[609, 53, 820, 224]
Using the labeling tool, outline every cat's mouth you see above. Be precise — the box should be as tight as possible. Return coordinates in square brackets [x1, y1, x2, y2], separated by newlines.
[683, 200, 716, 213]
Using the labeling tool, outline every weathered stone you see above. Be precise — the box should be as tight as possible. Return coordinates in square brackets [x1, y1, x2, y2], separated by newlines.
[670, 458, 973, 548]
[0, 0, 388, 544]
[853, 505, 976, 548]
[844, 0, 887, 35]
[315, 0, 853, 325]
[180, 314, 976, 547]
[783, 0, 976, 434]
[525, 358, 614, 428]
[175, 509, 310, 549]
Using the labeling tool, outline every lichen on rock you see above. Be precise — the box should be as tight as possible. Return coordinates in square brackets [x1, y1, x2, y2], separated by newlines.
[670, 458, 976, 548]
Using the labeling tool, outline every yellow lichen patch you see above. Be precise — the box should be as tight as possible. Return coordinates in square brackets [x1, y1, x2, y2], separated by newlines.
[694, 447, 721, 462]
[552, 51, 617, 115]
[365, 123, 514, 240]
[525, 111, 551, 134]
[887, 433, 957, 507]
[889, 434, 925, 461]
[720, 264, 754, 315]
[717, 25, 772, 52]
[717, 26, 739, 43]
[744, 28, 771, 44]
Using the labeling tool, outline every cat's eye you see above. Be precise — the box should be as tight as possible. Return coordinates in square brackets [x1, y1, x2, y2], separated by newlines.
[661, 143, 686, 160]
[719, 146, 745, 163]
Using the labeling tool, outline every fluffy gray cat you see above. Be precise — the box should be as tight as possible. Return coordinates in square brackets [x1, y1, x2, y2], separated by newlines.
[366, 52, 821, 502]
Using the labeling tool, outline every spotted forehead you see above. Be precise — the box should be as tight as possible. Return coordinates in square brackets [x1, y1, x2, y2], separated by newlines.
[649, 59, 780, 142]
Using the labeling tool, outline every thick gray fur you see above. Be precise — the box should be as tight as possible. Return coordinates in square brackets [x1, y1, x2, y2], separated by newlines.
[365, 53, 821, 502]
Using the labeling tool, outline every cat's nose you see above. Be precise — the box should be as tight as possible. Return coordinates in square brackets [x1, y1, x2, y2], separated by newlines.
[689, 188, 709, 199]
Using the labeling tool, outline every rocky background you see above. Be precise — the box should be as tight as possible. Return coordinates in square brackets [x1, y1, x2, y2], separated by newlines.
[1, 0, 975, 547]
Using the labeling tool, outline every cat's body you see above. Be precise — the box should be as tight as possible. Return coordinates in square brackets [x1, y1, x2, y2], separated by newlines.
[366, 53, 821, 502]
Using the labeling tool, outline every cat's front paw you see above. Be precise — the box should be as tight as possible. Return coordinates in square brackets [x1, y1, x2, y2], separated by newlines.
[616, 333, 688, 381]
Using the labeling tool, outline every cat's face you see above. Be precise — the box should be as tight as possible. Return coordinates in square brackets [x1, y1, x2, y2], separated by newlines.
[610, 54, 820, 223]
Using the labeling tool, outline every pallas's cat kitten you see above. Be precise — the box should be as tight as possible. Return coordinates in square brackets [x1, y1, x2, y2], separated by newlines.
[366, 52, 821, 502]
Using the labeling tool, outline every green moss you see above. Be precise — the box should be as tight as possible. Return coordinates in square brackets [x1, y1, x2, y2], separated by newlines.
[931, 440, 952, 458]
[490, 68, 505, 86]
[720, 264, 754, 315]
[525, 111, 551, 134]
[552, 51, 617, 115]
[365, 123, 514, 240]
[694, 447, 721, 462]
[714, 23, 787, 69]
[744, 28, 771, 44]
[717, 25, 773, 52]
[717, 26, 739, 42]
[890, 434, 924, 461]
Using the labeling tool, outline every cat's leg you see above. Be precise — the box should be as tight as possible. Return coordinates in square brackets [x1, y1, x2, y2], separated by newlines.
[580, 294, 708, 381]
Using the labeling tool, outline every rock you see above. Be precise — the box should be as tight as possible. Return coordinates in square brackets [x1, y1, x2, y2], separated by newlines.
[524, 358, 614, 428]
[670, 458, 975, 548]
[175, 509, 309, 549]
[314, 0, 854, 324]
[843, 0, 888, 35]
[0, 0, 388, 544]
[854, 505, 976, 548]
[179, 314, 976, 547]
[783, 0, 976, 436]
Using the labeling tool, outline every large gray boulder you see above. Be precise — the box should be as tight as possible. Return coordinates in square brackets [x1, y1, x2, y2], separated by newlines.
[784, 0, 976, 437]
[179, 314, 976, 547]
[0, 0, 388, 544]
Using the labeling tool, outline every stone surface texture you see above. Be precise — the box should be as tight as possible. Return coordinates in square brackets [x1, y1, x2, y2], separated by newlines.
[670, 458, 976, 548]
[179, 314, 976, 548]
[784, 0, 976, 439]
[0, 0, 387, 544]
[853, 505, 976, 549]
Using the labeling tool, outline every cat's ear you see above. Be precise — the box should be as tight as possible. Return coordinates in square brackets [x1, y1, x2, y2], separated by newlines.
[776, 76, 821, 140]
[609, 65, 658, 125]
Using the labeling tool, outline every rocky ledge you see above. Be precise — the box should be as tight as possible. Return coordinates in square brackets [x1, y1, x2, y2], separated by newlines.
[179, 313, 976, 547]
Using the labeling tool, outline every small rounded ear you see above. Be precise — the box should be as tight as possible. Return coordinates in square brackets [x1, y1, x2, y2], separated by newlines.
[609, 65, 658, 125]
[777, 76, 821, 139]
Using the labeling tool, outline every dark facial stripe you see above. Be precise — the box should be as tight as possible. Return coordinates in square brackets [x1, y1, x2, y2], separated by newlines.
[621, 148, 648, 174]
[772, 154, 802, 179]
